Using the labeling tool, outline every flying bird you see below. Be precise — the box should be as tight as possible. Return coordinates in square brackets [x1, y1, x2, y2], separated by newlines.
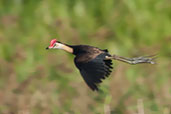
[46, 39, 156, 91]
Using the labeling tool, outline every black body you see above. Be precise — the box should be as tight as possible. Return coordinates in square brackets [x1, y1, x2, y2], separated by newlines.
[71, 45, 113, 91]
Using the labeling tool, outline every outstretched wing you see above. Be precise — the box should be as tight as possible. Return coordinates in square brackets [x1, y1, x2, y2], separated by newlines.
[74, 53, 113, 91]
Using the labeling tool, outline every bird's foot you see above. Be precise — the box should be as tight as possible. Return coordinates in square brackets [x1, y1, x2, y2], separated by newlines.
[105, 54, 157, 65]
[126, 55, 157, 64]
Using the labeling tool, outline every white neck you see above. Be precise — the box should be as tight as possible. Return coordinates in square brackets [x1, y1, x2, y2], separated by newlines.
[62, 45, 73, 53]
[55, 43, 73, 54]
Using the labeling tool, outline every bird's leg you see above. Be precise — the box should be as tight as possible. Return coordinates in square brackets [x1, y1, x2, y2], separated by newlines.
[105, 54, 156, 65]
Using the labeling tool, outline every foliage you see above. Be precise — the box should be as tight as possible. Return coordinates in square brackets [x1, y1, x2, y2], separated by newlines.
[0, 0, 170, 113]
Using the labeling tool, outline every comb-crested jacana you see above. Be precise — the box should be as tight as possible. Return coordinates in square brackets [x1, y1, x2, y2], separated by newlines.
[46, 39, 156, 91]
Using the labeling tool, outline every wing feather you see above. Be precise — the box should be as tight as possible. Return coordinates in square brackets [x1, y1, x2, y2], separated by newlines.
[74, 53, 113, 91]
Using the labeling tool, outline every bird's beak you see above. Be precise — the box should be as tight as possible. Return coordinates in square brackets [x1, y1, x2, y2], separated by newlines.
[46, 46, 54, 50]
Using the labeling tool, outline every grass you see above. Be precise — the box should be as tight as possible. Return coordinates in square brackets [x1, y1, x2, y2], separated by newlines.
[0, 0, 170, 113]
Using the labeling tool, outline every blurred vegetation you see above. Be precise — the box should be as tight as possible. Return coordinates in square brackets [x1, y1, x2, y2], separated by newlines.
[0, 0, 171, 114]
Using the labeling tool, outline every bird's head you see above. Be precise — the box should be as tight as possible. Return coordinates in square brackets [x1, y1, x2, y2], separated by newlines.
[46, 39, 73, 53]
[46, 39, 64, 50]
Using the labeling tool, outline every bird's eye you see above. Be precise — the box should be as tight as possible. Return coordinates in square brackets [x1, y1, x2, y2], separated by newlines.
[53, 43, 56, 47]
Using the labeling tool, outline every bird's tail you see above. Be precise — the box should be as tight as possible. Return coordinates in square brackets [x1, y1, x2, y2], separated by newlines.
[105, 54, 157, 65]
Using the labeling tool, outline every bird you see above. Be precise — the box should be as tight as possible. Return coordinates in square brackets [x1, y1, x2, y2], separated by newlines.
[46, 39, 156, 91]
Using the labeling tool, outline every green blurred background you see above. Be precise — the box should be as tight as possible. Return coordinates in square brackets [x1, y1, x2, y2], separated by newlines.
[0, 0, 170, 113]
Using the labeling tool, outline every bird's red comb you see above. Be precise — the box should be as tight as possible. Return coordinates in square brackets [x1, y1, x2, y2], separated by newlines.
[50, 39, 57, 46]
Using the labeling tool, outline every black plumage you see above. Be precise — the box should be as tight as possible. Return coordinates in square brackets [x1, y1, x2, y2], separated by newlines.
[74, 52, 113, 90]
[46, 39, 156, 91]
[71, 45, 113, 91]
